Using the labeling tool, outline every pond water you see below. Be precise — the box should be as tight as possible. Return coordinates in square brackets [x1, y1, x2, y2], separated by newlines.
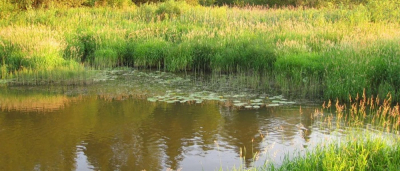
[0, 70, 385, 170]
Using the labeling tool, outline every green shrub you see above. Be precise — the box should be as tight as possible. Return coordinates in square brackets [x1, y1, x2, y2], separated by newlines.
[0, 0, 16, 19]
[367, 0, 400, 23]
[3, 48, 26, 73]
[104, 0, 132, 8]
[156, 0, 188, 20]
[64, 33, 86, 63]
[77, 31, 97, 63]
[138, 2, 157, 21]
[74, 28, 128, 68]
[198, 0, 216, 6]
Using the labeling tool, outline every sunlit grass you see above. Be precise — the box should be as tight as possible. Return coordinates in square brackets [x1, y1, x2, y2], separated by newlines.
[1, 0, 400, 100]
[271, 135, 400, 171]
[227, 92, 400, 170]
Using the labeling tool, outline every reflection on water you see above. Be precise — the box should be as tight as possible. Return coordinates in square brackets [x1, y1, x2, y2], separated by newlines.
[0, 90, 77, 112]
[0, 70, 373, 170]
[0, 91, 319, 170]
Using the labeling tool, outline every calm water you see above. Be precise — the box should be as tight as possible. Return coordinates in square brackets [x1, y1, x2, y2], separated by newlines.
[0, 70, 345, 170]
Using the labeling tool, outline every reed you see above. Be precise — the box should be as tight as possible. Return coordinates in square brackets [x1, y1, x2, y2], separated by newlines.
[1, 0, 400, 101]
[262, 92, 400, 170]
[271, 136, 400, 171]
[224, 93, 400, 170]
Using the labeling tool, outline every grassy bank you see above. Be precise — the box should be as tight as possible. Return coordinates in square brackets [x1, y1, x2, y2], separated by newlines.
[1, 0, 400, 101]
[269, 135, 400, 171]
[266, 94, 400, 170]
[237, 93, 400, 171]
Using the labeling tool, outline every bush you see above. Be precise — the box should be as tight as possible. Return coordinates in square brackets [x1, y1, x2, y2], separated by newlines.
[0, 0, 16, 19]
[367, 0, 400, 23]
[92, 0, 132, 8]
[138, 2, 157, 22]
[156, 0, 189, 20]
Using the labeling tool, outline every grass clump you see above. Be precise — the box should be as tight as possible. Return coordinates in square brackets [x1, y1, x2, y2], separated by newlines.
[134, 38, 170, 70]
[267, 92, 400, 170]
[0, 25, 86, 84]
[272, 136, 400, 171]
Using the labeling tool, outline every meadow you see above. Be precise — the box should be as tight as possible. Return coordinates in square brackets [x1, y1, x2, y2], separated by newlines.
[1, 0, 400, 101]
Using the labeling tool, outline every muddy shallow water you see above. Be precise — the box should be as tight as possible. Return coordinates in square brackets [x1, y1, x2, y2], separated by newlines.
[0, 70, 387, 170]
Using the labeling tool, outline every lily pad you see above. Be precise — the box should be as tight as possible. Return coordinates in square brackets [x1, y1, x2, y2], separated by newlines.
[251, 99, 263, 103]
[147, 97, 157, 102]
[251, 103, 264, 106]
[234, 103, 245, 107]
[279, 101, 296, 104]
[269, 95, 283, 100]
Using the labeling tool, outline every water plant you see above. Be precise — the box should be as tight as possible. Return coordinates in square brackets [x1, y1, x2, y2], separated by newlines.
[1, 0, 400, 101]
[223, 92, 400, 170]
[262, 91, 400, 170]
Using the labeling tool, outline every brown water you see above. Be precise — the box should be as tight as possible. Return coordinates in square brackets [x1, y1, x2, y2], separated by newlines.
[0, 70, 341, 170]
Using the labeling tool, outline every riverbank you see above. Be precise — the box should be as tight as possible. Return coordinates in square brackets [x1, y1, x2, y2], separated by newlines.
[240, 93, 400, 170]
[1, 0, 400, 101]
[272, 94, 400, 170]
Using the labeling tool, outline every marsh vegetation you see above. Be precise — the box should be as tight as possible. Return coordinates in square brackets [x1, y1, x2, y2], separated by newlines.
[1, 0, 400, 170]
[1, 0, 400, 101]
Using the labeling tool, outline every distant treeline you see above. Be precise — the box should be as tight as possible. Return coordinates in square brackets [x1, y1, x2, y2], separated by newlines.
[1, 0, 376, 9]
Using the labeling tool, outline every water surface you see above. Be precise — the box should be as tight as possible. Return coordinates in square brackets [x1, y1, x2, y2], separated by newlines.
[0, 70, 353, 170]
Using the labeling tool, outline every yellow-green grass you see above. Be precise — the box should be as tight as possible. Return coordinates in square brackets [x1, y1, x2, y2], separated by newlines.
[267, 135, 400, 171]
[1, 0, 400, 101]
[230, 93, 400, 171]
[265, 93, 400, 170]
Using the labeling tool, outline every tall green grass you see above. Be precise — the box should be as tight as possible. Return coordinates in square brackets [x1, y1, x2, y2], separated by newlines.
[226, 92, 400, 170]
[263, 92, 400, 170]
[1, 0, 400, 100]
[271, 136, 400, 171]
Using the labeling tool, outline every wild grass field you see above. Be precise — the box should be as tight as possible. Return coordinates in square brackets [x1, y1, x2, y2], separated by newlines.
[1, 0, 400, 101]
